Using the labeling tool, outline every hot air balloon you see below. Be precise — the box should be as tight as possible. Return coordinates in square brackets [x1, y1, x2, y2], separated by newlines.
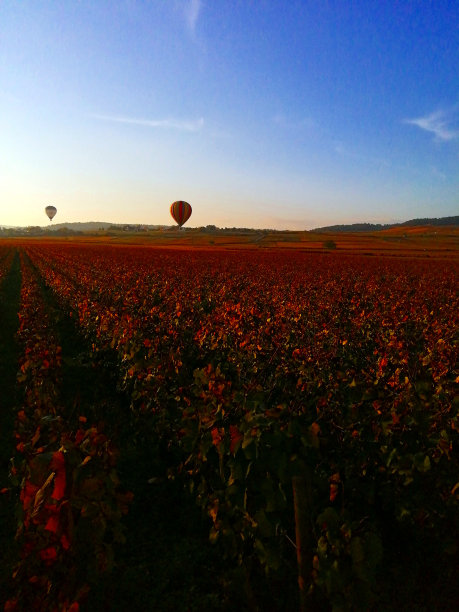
[45, 205, 57, 222]
[170, 201, 192, 228]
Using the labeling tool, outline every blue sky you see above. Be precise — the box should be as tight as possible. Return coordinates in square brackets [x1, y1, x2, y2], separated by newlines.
[1, 0, 458, 229]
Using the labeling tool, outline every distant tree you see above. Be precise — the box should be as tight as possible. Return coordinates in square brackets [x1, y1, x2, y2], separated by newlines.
[323, 239, 337, 250]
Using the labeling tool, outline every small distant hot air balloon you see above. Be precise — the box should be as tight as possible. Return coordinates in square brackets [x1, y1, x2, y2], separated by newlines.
[45, 205, 57, 222]
[170, 201, 192, 228]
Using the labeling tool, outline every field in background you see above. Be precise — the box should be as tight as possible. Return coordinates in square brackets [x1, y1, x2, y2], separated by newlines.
[7, 224, 458, 258]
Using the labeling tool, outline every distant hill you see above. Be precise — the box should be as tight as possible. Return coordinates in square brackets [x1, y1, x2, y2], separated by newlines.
[46, 221, 113, 231]
[311, 216, 459, 233]
[44, 222, 166, 232]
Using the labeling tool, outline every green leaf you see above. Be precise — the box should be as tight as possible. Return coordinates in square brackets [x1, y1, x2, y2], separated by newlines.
[350, 537, 365, 565]
[254, 510, 274, 538]
[318, 507, 340, 533]
[364, 532, 383, 567]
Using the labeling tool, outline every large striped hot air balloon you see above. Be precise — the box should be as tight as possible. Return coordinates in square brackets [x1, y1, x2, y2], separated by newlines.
[45, 205, 57, 221]
[170, 201, 192, 227]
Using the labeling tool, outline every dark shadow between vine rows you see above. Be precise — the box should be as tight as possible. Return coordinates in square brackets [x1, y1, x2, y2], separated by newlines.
[0, 250, 21, 601]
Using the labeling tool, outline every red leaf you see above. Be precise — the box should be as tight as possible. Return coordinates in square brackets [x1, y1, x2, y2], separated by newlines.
[60, 533, 71, 550]
[51, 450, 65, 472]
[329, 473, 340, 502]
[20, 480, 39, 510]
[211, 427, 224, 448]
[39, 546, 58, 564]
[329, 484, 339, 502]
[75, 429, 86, 445]
[51, 451, 66, 500]
[229, 425, 243, 454]
[45, 515, 60, 534]
[51, 470, 66, 501]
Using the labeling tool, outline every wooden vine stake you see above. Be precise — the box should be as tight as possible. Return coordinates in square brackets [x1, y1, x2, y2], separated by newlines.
[292, 472, 314, 612]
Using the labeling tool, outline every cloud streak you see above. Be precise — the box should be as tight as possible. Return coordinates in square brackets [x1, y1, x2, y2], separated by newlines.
[184, 0, 202, 34]
[404, 108, 459, 141]
[91, 114, 204, 132]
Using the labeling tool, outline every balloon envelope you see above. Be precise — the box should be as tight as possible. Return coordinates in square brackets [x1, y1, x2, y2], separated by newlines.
[45, 206, 57, 221]
[170, 201, 192, 227]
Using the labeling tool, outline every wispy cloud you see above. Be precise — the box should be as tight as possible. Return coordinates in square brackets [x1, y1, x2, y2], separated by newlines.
[183, 0, 202, 35]
[90, 114, 204, 132]
[404, 108, 459, 142]
[333, 141, 352, 157]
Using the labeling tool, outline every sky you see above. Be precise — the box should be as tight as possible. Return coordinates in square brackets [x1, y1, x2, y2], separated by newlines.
[1, 0, 458, 230]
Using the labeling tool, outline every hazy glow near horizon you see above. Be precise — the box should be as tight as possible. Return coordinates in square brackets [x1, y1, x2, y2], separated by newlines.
[1, 1, 458, 230]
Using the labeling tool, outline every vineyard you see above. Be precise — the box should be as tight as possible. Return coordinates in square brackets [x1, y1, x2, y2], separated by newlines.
[0, 240, 458, 611]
